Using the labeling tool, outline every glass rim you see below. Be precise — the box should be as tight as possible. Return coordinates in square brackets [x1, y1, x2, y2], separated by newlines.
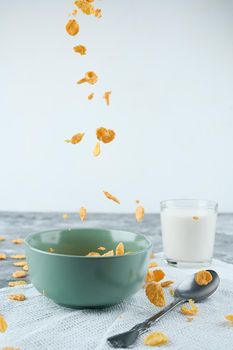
[160, 198, 218, 210]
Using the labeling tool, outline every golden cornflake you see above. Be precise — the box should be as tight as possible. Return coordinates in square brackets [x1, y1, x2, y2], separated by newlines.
[0, 253, 7, 260]
[48, 248, 55, 253]
[96, 127, 115, 143]
[12, 238, 24, 244]
[153, 269, 165, 282]
[187, 317, 194, 322]
[103, 250, 114, 257]
[70, 9, 78, 16]
[161, 280, 174, 288]
[86, 252, 100, 256]
[88, 93, 94, 100]
[65, 133, 84, 144]
[13, 261, 27, 267]
[144, 331, 168, 346]
[148, 262, 158, 268]
[135, 205, 145, 222]
[93, 142, 101, 157]
[145, 282, 166, 307]
[225, 315, 233, 322]
[23, 264, 29, 271]
[116, 242, 124, 256]
[192, 216, 199, 221]
[10, 255, 26, 259]
[65, 19, 79, 36]
[169, 287, 174, 296]
[77, 71, 98, 85]
[8, 294, 26, 301]
[80, 206, 87, 221]
[12, 270, 27, 278]
[73, 45, 86, 55]
[180, 299, 198, 316]
[145, 270, 155, 283]
[97, 246, 106, 251]
[0, 236, 6, 241]
[0, 315, 8, 333]
[103, 91, 111, 106]
[146, 269, 165, 283]
[8, 281, 27, 287]
[84, 71, 98, 84]
[74, 0, 95, 15]
[195, 270, 213, 286]
[95, 8, 102, 18]
[103, 191, 120, 204]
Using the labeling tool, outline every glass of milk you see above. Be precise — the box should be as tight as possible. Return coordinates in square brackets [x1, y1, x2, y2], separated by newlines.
[161, 199, 218, 267]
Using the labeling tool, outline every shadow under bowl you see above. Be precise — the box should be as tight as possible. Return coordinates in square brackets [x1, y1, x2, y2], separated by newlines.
[25, 228, 152, 308]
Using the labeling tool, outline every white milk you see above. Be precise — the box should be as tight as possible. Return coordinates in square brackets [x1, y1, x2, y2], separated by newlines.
[161, 208, 217, 263]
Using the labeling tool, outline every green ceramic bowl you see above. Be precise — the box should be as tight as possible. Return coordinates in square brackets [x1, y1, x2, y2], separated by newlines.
[25, 228, 152, 308]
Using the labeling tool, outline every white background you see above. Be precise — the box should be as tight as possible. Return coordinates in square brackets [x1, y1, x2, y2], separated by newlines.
[0, 0, 233, 213]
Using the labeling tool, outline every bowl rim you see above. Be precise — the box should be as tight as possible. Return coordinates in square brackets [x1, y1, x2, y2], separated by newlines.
[24, 227, 152, 259]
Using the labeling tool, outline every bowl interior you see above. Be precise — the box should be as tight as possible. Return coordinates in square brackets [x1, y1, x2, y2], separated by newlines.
[25, 228, 151, 256]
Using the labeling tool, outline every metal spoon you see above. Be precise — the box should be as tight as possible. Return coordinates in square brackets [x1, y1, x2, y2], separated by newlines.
[107, 269, 220, 348]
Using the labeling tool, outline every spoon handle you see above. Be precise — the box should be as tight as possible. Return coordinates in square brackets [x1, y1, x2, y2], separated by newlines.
[107, 298, 184, 348]
[139, 297, 184, 329]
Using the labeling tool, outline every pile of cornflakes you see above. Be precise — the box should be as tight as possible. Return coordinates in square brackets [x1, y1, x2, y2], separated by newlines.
[86, 242, 125, 257]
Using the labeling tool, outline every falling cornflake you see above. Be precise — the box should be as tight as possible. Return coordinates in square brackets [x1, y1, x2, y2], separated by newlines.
[79, 206, 87, 221]
[135, 205, 145, 222]
[73, 45, 87, 55]
[93, 142, 101, 157]
[103, 91, 111, 106]
[65, 133, 84, 144]
[145, 282, 166, 307]
[96, 127, 115, 143]
[65, 19, 80, 36]
[95, 8, 102, 18]
[77, 71, 98, 85]
[88, 93, 94, 100]
[103, 191, 120, 204]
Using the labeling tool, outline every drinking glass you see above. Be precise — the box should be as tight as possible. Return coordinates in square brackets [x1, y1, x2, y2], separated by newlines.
[160, 199, 218, 267]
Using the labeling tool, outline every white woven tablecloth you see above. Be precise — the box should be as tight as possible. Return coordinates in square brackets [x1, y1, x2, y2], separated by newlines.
[1, 254, 233, 350]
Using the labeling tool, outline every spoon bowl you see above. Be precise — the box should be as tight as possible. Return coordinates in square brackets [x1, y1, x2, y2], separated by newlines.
[175, 269, 220, 301]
